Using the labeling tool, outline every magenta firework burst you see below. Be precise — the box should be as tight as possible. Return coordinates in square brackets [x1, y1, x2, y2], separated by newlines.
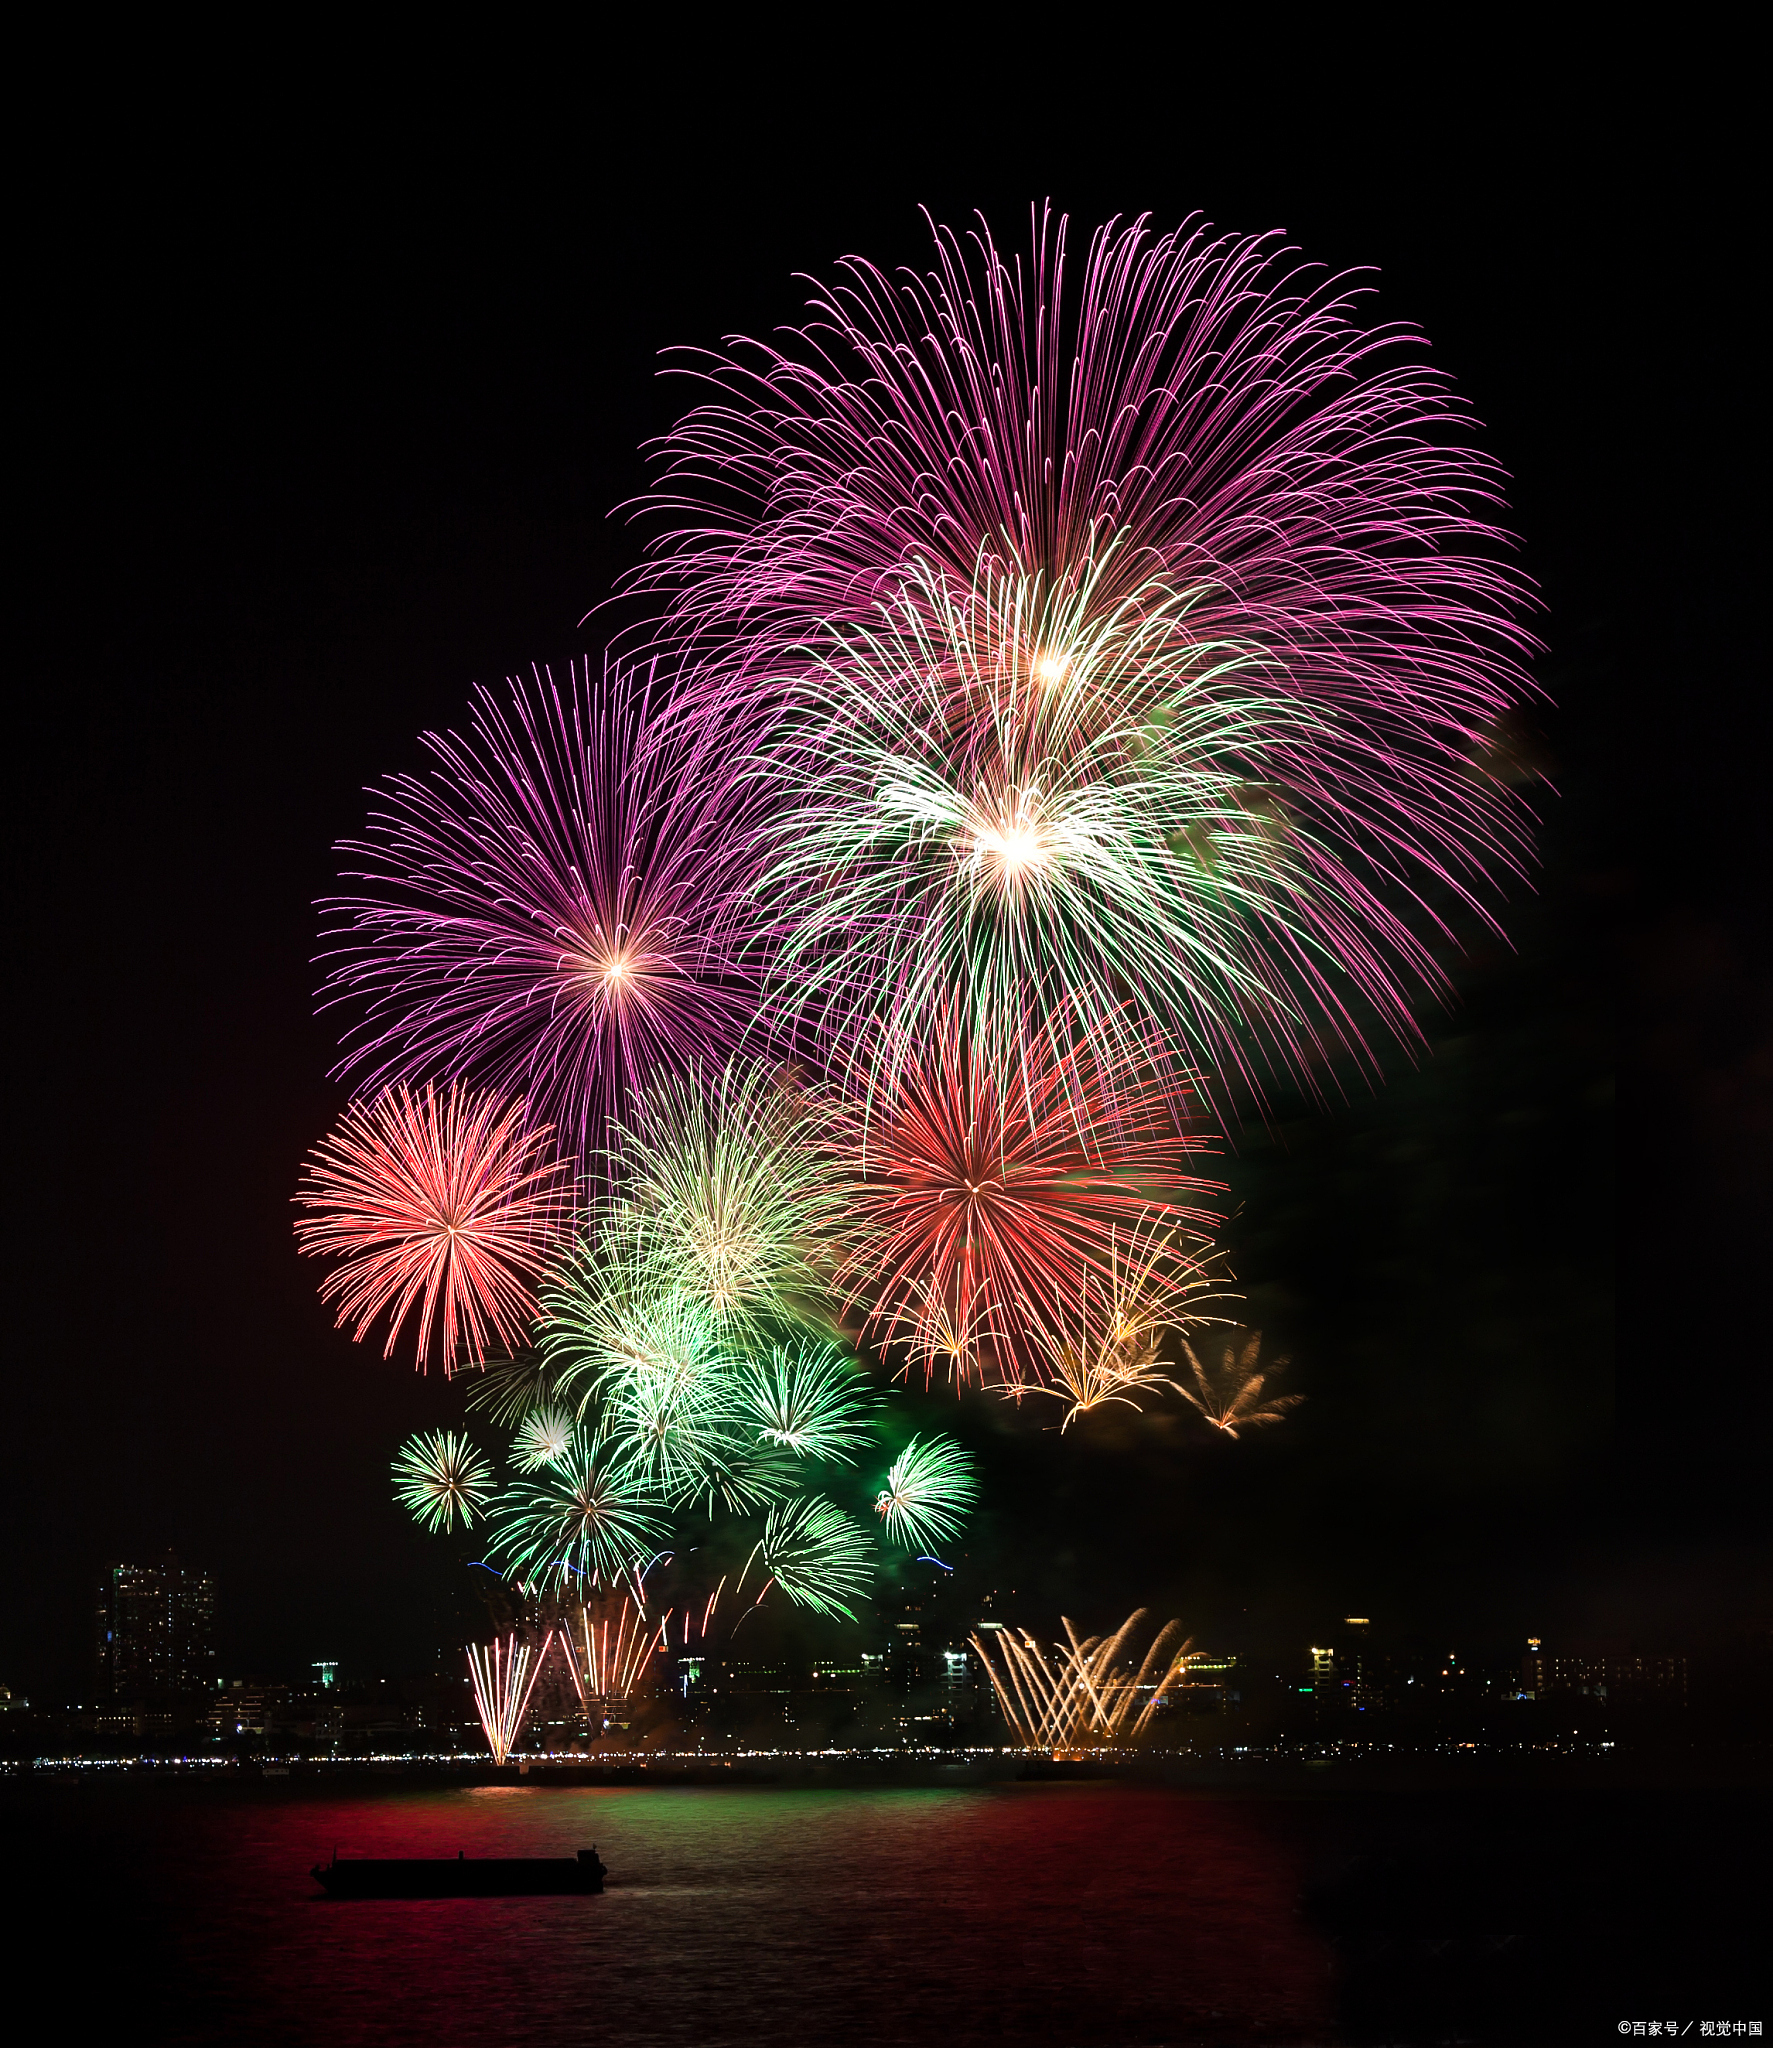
[321, 661, 759, 1168]
[631, 208, 1539, 1104]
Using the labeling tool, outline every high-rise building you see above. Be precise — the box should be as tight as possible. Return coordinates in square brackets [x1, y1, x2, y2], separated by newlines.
[94, 1554, 217, 1702]
[1521, 1646, 1687, 1705]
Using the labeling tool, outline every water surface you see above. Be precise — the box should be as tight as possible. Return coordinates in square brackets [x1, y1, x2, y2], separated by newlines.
[6, 1775, 1761, 2044]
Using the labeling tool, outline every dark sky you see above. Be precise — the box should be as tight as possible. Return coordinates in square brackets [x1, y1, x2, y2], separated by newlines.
[10, 67, 1762, 1698]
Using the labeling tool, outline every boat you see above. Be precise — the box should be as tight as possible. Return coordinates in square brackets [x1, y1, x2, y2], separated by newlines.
[311, 1848, 607, 1897]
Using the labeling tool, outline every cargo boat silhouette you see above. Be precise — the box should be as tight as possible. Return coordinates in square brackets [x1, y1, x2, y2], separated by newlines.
[312, 1847, 607, 1897]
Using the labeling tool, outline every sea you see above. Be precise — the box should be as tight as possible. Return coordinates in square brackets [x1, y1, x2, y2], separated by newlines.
[3, 1768, 1764, 2045]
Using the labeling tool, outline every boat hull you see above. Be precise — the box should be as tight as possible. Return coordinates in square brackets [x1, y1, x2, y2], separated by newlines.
[313, 1856, 604, 1897]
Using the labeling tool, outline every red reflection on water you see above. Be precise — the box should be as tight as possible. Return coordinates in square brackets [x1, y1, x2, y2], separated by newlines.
[143, 1783, 1339, 2046]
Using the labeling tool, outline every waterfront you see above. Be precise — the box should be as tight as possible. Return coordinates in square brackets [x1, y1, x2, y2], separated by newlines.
[5, 1775, 1763, 2044]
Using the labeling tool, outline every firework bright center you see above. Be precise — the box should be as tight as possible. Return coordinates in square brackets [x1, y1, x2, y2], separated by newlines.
[967, 804, 1051, 884]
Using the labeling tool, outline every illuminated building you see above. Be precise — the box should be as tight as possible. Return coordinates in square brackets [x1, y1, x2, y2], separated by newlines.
[1181, 1653, 1241, 1712]
[94, 1553, 216, 1703]
[206, 1680, 291, 1738]
[1521, 1647, 1688, 1704]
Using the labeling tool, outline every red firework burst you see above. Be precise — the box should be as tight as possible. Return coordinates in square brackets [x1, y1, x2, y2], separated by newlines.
[834, 1024, 1223, 1386]
[294, 1083, 572, 1375]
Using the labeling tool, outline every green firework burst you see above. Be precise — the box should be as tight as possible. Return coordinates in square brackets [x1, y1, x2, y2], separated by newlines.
[757, 1494, 875, 1619]
[485, 1440, 669, 1588]
[874, 1432, 978, 1550]
[613, 1060, 841, 1331]
[392, 1428, 497, 1532]
[734, 1336, 877, 1463]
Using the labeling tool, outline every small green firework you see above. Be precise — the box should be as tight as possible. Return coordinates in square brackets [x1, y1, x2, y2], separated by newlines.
[391, 1429, 497, 1532]
[510, 1404, 575, 1471]
[757, 1494, 875, 1619]
[734, 1336, 877, 1462]
[484, 1441, 669, 1589]
[874, 1432, 978, 1550]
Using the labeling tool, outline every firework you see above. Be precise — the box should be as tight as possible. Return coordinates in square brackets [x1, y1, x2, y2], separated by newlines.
[745, 555, 1341, 1102]
[874, 1433, 977, 1549]
[464, 1353, 558, 1425]
[755, 1494, 875, 1619]
[834, 1016, 1221, 1382]
[1175, 1330, 1303, 1437]
[468, 1632, 546, 1765]
[540, 1225, 724, 1411]
[573, 1592, 665, 1701]
[601, 1347, 795, 1514]
[322, 661, 759, 1171]
[633, 210, 1536, 1105]
[614, 1060, 839, 1329]
[511, 1404, 575, 1471]
[391, 1428, 497, 1531]
[733, 1335, 876, 1462]
[538, 1233, 787, 1511]
[970, 1610, 1203, 1752]
[484, 1440, 669, 1589]
[1029, 1322, 1172, 1428]
[294, 1081, 571, 1375]
[894, 1277, 1009, 1393]
[1021, 1217, 1222, 1426]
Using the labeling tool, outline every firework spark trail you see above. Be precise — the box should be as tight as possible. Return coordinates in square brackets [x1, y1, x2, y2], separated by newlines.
[1020, 1216, 1224, 1426]
[391, 1428, 497, 1530]
[468, 1632, 546, 1765]
[970, 1609, 1203, 1751]
[1176, 1330, 1304, 1436]
[630, 208, 1538, 1105]
[573, 1593, 664, 1701]
[322, 661, 761, 1172]
[834, 1013, 1222, 1383]
[294, 1081, 572, 1374]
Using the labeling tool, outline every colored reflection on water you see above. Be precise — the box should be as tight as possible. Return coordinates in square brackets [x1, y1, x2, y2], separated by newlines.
[11, 1776, 1764, 2044]
[24, 1781, 1335, 2045]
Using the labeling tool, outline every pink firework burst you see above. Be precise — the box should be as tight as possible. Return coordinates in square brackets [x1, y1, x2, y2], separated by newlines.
[321, 660, 760, 1171]
[631, 208, 1540, 1105]
[834, 1018, 1223, 1386]
[294, 1082, 572, 1375]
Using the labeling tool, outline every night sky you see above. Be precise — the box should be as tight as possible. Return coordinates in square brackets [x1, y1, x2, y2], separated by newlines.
[10, 76, 1761, 1700]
